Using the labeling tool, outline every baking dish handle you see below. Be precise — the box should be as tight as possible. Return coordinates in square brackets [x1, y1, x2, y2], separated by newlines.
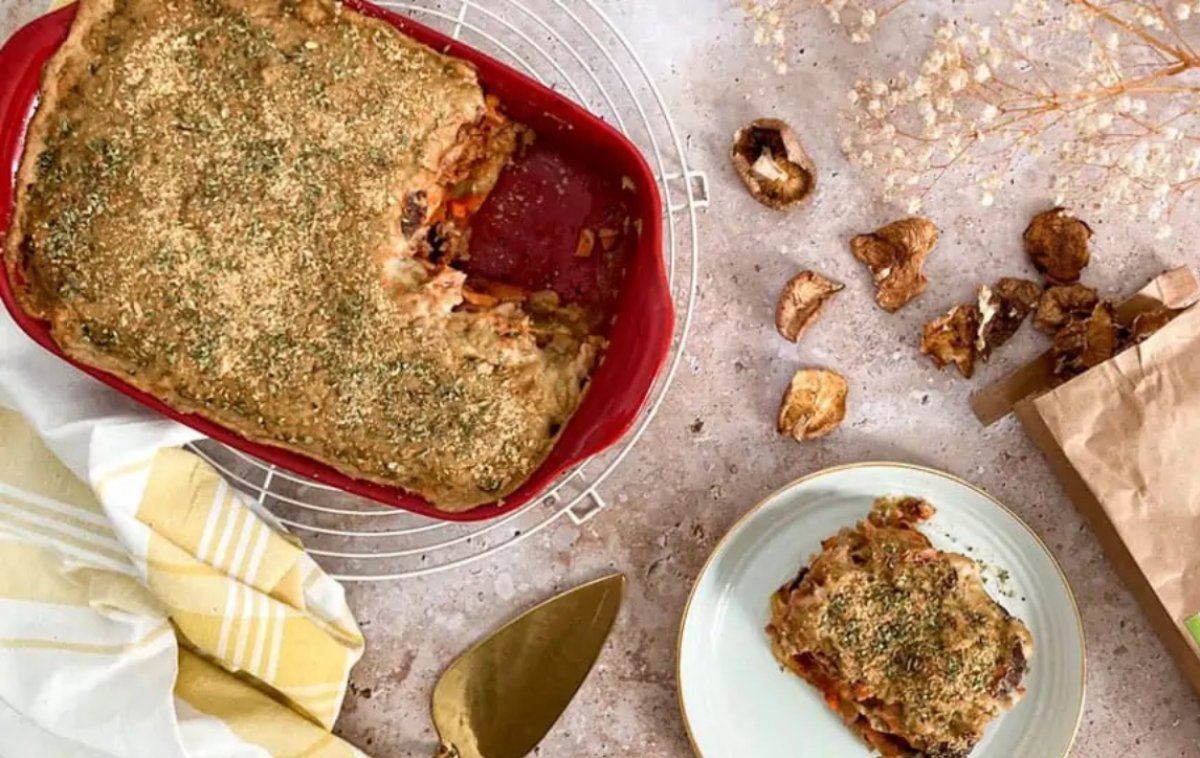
[0, 6, 74, 180]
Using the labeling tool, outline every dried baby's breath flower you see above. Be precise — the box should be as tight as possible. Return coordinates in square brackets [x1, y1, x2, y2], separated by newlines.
[737, 0, 911, 68]
[836, 2, 1200, 228]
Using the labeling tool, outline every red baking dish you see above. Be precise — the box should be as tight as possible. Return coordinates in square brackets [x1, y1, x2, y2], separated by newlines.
[0, 1, 672, 522]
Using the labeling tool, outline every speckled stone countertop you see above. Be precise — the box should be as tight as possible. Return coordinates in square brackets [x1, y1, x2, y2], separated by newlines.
[4, 0, 1200, 756]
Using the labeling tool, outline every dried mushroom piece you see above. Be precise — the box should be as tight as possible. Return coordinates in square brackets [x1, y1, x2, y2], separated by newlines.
[976, 277, 1041, 360]
[1033, 284, 1099, 334]
[1082, 302, 1118, 355]
[777, 368, 848, 441]
[731, 118, 816, 210]
[1024, 208, 1093, 284]
[994, 277, 1043, 311]
[1052, 302, 1118, 379]
[920, 304, 980, 378]
[850, 217, 938, 312]
[775, 271, 844, 342]
[1128, 307, 1175, 344]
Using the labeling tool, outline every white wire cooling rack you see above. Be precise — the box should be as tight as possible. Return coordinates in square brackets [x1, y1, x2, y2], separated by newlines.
[186, 0, 707, 581]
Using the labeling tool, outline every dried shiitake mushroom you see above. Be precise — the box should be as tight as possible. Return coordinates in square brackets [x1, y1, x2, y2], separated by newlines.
[976, 277, 1041, 360]
[731, 118, 816, 210]
[775, 271, 844, 342]
[850, 217, 938, 312]
[994, 276, 1043, 310]
[1052, 302, 1118, 379]
[1024, 208, 1093, 284]
[1033, 284, 1100, 334]
[1128, 307, 1175, 344]
[1051, 322, 1088, 378]
[920, 304, 980, 378]
[777, 368, 848, 441]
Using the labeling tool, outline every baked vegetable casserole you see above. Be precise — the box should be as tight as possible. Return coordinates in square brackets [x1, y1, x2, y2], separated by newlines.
[5, 0, 601, 511]
[767, 497, 1034, 757]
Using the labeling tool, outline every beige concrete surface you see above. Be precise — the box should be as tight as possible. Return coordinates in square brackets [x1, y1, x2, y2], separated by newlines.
[3, 0, 1200, 756]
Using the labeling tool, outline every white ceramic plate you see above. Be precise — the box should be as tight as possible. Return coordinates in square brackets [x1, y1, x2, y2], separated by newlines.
[677, 463, 1085, 758]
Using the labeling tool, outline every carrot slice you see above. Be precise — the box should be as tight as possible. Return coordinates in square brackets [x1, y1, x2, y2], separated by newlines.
[448, 194, 487, 220]
[483, 94, 506, 126]
[462, 289, 498, 307]
[478, 280, 528, 302]
[575, 228, 596, 258]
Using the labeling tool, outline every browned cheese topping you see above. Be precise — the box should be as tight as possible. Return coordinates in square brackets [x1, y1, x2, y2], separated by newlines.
[769, 498, 1033, 755]
[10, 0, 598, 510]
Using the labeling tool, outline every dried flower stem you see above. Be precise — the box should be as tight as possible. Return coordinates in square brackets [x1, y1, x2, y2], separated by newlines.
[838, 0, 1200, 235]
[737, 0, 912, 72]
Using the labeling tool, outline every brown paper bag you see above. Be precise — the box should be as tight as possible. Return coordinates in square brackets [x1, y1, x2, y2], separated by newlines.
[976, 268, 1200, 695]
[971, 266, 1200, 425]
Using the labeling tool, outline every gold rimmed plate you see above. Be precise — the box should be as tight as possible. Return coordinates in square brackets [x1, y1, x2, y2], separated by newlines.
[677, 462, 1085, 757]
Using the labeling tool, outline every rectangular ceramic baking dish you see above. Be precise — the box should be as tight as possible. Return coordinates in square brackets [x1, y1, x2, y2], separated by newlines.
[0, 0, 672, 522]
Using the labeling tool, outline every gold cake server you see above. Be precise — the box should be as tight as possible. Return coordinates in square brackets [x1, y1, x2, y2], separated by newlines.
[431, 573, 625, 758]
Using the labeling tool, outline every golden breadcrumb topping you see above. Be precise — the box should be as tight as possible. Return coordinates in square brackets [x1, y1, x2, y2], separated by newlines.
[768, 498, 1033, 756]
[11, 0, 598, 509]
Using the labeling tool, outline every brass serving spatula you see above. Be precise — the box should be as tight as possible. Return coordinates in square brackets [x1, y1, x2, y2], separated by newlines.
[431, 573, 625, 758]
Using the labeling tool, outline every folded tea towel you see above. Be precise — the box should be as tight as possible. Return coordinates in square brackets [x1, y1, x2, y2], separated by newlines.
[0, 306, 366, 757]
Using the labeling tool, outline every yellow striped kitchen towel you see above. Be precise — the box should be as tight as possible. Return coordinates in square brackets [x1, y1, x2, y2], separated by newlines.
[0, 2, 365, 753]
[0, 305, 366, 756]
[0, 408, 367, 757]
